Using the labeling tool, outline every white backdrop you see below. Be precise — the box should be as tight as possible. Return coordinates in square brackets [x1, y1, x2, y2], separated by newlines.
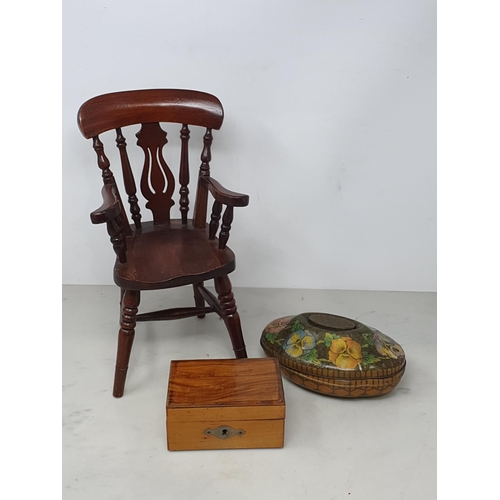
[62, 0, 436, 291]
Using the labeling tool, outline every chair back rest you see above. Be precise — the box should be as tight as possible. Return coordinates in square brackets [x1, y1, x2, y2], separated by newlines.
[77, 89, 224, 228]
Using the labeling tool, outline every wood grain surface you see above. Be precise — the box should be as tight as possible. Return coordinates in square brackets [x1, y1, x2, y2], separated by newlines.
[167, 359, 285, 412]
[167, 419, 284, 451]
[166, 359, 286, 450]
[77, 89, 250, 397]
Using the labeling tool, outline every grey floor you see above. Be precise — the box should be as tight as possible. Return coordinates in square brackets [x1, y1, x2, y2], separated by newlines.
[62, 285, 436, 500]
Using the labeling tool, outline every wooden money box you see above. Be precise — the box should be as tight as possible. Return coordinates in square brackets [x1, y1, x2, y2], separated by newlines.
[166, 358, 286, 451]
[261, 313, 406, 398]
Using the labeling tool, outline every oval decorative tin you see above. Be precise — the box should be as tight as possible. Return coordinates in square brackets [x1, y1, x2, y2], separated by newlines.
[260, 313, 406, 398]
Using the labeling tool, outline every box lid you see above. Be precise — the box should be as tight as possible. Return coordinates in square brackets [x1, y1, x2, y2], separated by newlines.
[167, 358, 285, 423]
[260, 313, 406, 381]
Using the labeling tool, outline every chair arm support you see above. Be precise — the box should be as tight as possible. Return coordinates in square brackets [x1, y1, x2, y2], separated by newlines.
[200, 176, 249, 207]
[90, 184, 121, 224]
[90, 184, 127, 263]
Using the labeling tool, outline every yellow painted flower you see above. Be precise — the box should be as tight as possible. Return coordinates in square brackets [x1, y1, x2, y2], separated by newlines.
[284, 330, 316, 358]
[328, 337, 363, 369]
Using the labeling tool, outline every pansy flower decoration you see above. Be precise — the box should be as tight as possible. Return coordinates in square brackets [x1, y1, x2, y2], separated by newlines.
[284, 330, 316, 358]
[328, 337, 363, 369]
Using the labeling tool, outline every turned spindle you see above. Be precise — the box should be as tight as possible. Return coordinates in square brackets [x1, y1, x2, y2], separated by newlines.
[218, 205, 234, 249]
[116, 128, 141, 229]
[179, 124, 190, 225]
[193, 128, 213, 228]
[209, 200, 223, 240]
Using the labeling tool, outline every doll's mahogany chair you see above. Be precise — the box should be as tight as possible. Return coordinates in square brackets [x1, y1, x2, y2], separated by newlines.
[77, 89, 249, 397]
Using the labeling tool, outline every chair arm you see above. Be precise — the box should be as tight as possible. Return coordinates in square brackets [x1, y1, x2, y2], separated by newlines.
[90, 184, 121, 224]
[200, 176, 249, 207]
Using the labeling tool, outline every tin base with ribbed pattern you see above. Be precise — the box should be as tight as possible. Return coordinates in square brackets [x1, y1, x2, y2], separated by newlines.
[260, 312, 406, 398]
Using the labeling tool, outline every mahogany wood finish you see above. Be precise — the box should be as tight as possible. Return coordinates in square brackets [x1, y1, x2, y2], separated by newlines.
[192, 282, 206, 318]
[214, 275, 246, 357]
[209, 201, 223, 240]
[77, 89, 250, 397]
[179, 124, 191, 225]
[113, 289, 140, 398]
[193, 128, 213, 229]
[116, 128, 142, 229]
[136, 122, 176, 225]
[78, 89, 224, 139]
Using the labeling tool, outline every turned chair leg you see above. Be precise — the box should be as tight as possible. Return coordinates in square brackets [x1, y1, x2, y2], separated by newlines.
[193, 282, 206, 318]
[119, 287, 125, 321]
[214, 275, 247, 358]
[113, 289, 141, 397]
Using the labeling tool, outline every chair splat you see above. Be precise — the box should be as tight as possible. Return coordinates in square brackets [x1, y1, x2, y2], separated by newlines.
[136, 122, 175, 225]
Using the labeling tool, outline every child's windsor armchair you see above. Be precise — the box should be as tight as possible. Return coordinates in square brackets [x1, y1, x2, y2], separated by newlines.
[77, 89, 249, 397]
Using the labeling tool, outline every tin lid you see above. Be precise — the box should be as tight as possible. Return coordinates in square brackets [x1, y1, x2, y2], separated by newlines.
[260, 313, 405, 381]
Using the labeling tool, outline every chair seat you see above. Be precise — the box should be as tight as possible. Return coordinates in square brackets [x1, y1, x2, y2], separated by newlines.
[114, 220, 236, 290]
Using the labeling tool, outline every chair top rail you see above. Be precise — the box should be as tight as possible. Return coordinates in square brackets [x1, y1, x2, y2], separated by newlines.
[78, 88, 224, 139]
